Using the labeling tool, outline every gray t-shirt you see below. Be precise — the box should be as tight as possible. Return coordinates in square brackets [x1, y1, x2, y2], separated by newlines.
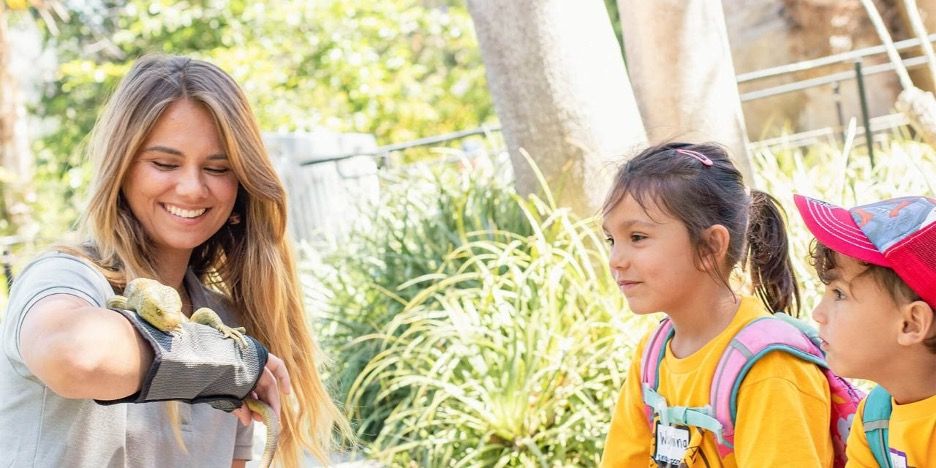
[0, 252, 254, 467]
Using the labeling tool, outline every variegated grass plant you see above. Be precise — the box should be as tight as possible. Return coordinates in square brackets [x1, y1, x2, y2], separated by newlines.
[304, 152, 650, 465]
[347, 192, 651, 465]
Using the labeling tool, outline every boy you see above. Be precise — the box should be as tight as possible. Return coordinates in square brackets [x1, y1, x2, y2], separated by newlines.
[795, 194, 936, 467]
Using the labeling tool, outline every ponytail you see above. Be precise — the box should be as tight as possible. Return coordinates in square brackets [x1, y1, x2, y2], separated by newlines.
[608, 143, 799, 315]
[746, 190, 800, 316]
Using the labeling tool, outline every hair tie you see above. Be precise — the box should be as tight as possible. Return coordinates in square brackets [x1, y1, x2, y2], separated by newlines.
[675, 149, 714, 167]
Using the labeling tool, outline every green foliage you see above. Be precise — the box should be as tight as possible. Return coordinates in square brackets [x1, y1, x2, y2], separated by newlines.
[306, 154, 538, 440]
[350, 199, 639, 465]
[28, 0, 493, 239]
[306, 153, 650, 464]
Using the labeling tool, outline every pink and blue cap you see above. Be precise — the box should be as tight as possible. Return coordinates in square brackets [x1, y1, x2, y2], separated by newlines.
[794, 194, 936, 308]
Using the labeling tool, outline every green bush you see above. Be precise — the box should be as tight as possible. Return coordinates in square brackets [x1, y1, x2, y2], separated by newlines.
[305, 153, 649, 464]
[306, 154, 532, 437]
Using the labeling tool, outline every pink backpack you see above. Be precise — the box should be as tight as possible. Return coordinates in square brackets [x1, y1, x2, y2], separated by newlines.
[640, 313, 864, 467]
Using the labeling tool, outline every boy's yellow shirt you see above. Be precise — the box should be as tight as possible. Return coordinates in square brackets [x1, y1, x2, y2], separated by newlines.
[845, 393, 936, 467]
[601, 296, 834, 467]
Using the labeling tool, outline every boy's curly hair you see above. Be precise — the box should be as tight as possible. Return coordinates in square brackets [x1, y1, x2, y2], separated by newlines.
[810, 240, 936, 353]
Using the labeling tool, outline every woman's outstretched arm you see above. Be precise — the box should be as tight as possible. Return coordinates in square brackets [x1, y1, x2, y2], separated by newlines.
[19, 294, 153, 399]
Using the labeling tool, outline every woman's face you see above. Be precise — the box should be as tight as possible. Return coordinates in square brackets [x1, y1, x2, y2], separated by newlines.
[122, 99, 240, 263]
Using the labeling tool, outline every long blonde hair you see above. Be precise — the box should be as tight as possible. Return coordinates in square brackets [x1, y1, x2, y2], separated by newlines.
[71, 54, 349, 465]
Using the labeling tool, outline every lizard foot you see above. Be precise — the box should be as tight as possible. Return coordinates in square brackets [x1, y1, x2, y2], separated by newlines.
[191, 307, 249, 349]
[218, 325, 249, 349]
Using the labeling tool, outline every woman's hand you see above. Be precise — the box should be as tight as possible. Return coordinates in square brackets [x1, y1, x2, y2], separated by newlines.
[232, 352, 292, 426]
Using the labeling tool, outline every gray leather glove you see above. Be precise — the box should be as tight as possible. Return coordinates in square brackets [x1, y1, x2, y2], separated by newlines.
[95, 307, 268, 412]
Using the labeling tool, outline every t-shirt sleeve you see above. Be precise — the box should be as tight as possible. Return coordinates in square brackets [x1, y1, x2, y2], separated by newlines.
[844, 398, 877, 467]
[600, 335, 652, 467]
[1, 253, 113, 377]
[734, 351, 834, 467]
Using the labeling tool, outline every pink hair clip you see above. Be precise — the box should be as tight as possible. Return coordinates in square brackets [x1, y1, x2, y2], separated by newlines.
[675, 149, 713, 167]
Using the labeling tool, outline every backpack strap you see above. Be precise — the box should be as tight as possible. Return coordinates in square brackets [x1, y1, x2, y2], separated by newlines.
[862, 385, 893, 468]
[639, 314, 859, 465]
[641, 386, 724, 434]
[772, 311, 822, 343]
[639, 319, 726, 442]
[708, 316, 827, 458]
[774, 312, 864, 468]
[640, 319, 673, 389]
[639, 318, 675, 425]
[640, 318, 675, 429]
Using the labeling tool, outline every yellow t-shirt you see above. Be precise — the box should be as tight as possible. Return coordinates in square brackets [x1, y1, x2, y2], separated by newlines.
[845, 392, 936, 467]
[601, 296, 834, 467]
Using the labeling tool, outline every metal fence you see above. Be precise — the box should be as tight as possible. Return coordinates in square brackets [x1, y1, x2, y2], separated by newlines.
[263, 33, 936, 248]
[290, 32, 936, 171]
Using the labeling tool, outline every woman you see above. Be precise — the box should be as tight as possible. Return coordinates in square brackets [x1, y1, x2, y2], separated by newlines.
[0, 54, 347, 467]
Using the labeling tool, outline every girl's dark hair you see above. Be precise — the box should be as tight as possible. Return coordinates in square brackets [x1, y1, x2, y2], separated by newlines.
[602, 142, 800, 315]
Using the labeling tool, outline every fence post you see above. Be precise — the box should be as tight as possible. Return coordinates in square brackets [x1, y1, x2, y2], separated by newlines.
[854, 60, 876, 167]
[264, 131, 380, 246]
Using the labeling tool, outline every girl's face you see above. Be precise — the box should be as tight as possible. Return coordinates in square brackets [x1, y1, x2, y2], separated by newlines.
[122, 99, 240, 263]
[603, 194, 713, 315]
[811, 253, 901, 380]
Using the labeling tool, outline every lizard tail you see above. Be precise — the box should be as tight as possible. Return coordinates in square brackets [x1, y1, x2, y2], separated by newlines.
[260, 436, 276, 468]
[167, 402, 188, 453]
[246, 398, 279, 468]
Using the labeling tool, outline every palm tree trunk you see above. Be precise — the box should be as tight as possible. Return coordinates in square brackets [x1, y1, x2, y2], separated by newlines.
[617, 0, 754, 184]
[467, 0, 646, 217]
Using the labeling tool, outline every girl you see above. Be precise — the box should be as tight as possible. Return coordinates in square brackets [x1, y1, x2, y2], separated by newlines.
[0, 55, 349, 467]
[600, 143, 833, 467]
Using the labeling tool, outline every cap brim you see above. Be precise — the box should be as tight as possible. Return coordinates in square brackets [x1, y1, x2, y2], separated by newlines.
[793, 194, 889, 267]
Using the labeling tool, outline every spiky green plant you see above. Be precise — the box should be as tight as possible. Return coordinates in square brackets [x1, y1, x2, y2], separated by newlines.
[304, 152, 651, 464]
[345, 189, 650, 465]
[305, 153, 555, 442]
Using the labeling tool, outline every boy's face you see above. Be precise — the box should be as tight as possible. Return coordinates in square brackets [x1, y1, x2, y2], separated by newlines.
[812, 253, 902, 381]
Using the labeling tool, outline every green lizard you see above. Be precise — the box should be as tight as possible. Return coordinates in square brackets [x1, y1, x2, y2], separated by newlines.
[107, 277, 279, 468]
